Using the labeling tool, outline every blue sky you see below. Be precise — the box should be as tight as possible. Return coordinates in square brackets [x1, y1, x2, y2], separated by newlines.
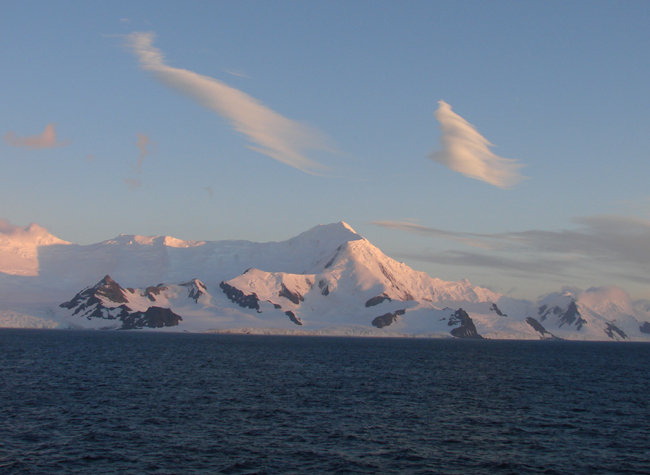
[2, 1, 650, 300]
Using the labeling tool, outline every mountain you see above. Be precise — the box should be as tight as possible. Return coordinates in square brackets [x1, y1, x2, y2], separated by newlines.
[57, 275, 212, 330]
[0, 221, 70, 277]
[1, 221, 649, 341]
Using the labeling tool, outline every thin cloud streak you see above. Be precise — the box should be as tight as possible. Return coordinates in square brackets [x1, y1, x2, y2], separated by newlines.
[428, 101, 525, 188]
[368, 220, 498, 249]
[396, 249, 570, 278]
[126, 32, 329, 174]
[371, 215, 650, 282]
[4, 124, 69, 149]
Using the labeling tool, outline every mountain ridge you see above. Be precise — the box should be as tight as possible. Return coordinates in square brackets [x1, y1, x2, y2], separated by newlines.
[1, 220, 649, 340]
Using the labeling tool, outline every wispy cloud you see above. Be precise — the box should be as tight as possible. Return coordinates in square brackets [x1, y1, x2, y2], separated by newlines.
[368, 220, 497, 249]
[125, 32, 329, 174]
[224, 69, 250, 78]
[428, 101, 525, 188]
[397, 249, 570, 278]
[135, 133, 151, 172]
[4, 124, 69, 149]
[371, 214, 650, 282]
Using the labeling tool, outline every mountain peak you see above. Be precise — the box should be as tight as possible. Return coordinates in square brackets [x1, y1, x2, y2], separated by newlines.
[290, 221, 364, 245]
[339, 221, 357, 233]
[0, 219, 70, 247]
[0, 219, 71, 276]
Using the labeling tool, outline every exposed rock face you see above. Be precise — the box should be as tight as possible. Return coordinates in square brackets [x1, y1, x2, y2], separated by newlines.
[526, 317, 559, 339]
[143, 284, 167, 302]
[318, 280, 330, 296]
[181, 279, 207, 303]
[559, 301, 585, 328]
[285, 310, 302, 326]
[371, 309, 405, 329]
[121, 306, 182, 329]
[365, 294, 392, 308]
[604, 323, 627, 340]
[640, 322, 650, 334]
[323, 245, 342, 269]
[60, 275, 128, 315]
[278, 283, 304, 305]
[448, 308, 483, 339]
[539, 301, 586, 329]
[220, 281, 260, 310]
[490, 303, 507, 317]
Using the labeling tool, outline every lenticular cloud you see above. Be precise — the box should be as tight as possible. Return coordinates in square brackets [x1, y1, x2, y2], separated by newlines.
[428, 101, 525, 188]
[126, 32, 328, 174]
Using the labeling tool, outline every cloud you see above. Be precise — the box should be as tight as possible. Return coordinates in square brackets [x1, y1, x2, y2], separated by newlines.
[368, 220, 497, 249]
[135, 133, 151, 172]
[124, 178, 142, 190]
[397, 249, 570, 278]
[225, 69, 250, 78]
[125, 32, 329, 174]
[4, 124, 69, 149]
[371, 214, 650, 282]
[428, 101, 525, 188]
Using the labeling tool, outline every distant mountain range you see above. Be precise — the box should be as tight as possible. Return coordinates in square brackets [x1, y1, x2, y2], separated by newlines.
[1, 221, 649, 340]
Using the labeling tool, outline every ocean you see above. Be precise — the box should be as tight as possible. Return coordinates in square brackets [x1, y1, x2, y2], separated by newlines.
[1, 330, 649, 474]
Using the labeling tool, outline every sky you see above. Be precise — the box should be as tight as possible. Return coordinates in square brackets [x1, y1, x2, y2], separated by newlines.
[2, 1, 650, 301]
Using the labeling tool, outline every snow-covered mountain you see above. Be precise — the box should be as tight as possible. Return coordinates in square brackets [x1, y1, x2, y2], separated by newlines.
[1, 221, 649, 341]
[0, 221, 70, 277]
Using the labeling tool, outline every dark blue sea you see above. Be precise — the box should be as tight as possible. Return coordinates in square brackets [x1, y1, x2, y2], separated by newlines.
[1, 330, 649, 474]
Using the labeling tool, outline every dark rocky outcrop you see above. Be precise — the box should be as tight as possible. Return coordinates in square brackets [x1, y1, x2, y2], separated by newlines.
[323, 245, 342, 269]
[94, 275, 129, 304]
[365, 294, 392, 308]
[318, 279, 330, 296]
[525, 317, 560, 339]
[74, 303, 131, 321]
[604, 323, 627, 340]
[143, 284, 167, 302]
[60, 275, 128, 315]
[640, 322, 650, 334]
[490, 303, 507, 317]
[448, 308, 483, 339]
[219, 281, 260, 310]
[120, 306, 183, 330]
[558, 301, 585, 328]
[539, 301, 586, 329]
[285, 310, 302, 326]
[278, 283, 304, 305]
[180, 279, 207, 303]
[371, 309, 405, 329]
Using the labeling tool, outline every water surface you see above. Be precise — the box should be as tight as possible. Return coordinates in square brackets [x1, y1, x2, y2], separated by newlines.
[1, 330, 648, 474]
